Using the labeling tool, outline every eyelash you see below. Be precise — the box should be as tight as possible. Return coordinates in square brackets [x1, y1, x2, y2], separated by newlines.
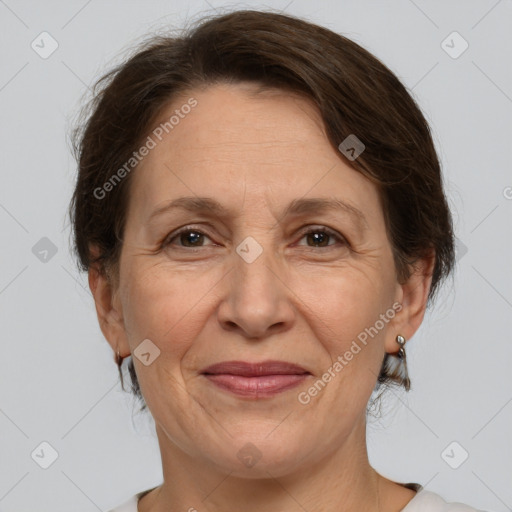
[162, 225, 348, 250]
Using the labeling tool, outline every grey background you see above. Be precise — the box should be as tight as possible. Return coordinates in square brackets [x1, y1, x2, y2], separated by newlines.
[0, 1, 511, 511]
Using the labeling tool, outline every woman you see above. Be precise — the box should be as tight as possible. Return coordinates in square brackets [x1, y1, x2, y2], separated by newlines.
[69, 9, 484, 512]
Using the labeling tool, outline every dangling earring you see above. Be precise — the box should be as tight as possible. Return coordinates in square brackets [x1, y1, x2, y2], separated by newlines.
[380, 334, 411, 391]
[115, 349, 123, 366]
[395, 334, 411, 391]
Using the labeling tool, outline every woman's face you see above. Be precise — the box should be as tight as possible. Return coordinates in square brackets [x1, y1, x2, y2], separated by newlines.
[103, 82, 417, 477]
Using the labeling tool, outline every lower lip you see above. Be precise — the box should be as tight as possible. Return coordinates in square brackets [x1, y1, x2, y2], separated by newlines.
[203, 374, 309, 398]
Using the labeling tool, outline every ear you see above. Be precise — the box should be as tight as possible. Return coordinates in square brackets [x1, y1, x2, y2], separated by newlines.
[88, 245, 131, 359]
[384, 251, 435, 355]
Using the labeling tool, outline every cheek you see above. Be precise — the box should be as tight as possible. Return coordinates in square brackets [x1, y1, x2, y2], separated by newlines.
[295, 263, 394, 368]
[305, 272, 393, 398]
[119, 262, 214, 358]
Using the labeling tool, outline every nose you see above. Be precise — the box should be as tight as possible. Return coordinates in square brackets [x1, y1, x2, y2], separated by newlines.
[216, 243, 295, 340]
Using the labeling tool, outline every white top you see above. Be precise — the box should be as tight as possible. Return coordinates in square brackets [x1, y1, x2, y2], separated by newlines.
[107, 485, 485, 512]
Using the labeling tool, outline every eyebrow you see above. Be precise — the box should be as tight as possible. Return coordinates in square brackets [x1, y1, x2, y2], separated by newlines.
[148, 196, 368, 230]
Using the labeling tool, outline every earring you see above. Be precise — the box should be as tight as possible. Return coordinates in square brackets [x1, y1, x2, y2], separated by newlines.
[395, 334, 411, 391]
[115, 349, 123, 366]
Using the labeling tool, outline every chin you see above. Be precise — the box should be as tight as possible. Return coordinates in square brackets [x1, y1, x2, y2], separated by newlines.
[205, 433, 315, 479]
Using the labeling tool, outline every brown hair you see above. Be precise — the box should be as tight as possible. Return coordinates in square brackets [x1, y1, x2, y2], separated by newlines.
[69, 9, 455, 413]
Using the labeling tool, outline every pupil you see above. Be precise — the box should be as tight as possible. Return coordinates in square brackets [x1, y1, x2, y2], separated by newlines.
[183, 232, 202, 246]
[309, 232, 327, 247]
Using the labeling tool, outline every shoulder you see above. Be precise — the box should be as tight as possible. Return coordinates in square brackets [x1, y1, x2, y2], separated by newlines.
[107, 487, 156, 512]
[107, 487, 486, 512]
[403, 490, 487, 512]
[107, 494, 137, 512]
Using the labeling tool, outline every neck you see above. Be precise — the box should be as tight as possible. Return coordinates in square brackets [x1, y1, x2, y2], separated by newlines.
[139, 415, 413, 512]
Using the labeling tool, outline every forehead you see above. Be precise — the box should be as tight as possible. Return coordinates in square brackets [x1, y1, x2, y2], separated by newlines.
[150, 83, 329, 156]
[127, 83, 380, 221]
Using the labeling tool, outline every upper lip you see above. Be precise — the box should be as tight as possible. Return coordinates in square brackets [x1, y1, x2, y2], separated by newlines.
[201, 360, 310, 377]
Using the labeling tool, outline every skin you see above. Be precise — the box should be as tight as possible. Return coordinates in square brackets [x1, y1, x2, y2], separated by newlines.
[89, 82, 434, 512]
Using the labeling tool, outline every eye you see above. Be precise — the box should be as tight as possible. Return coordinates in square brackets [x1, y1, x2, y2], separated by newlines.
[296, 226, 347, 248]
[162, 225, 347, 250]
[163, 227, 214, 248]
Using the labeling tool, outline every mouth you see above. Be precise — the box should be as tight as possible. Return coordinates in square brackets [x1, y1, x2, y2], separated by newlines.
[201, 360, 311, 399]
